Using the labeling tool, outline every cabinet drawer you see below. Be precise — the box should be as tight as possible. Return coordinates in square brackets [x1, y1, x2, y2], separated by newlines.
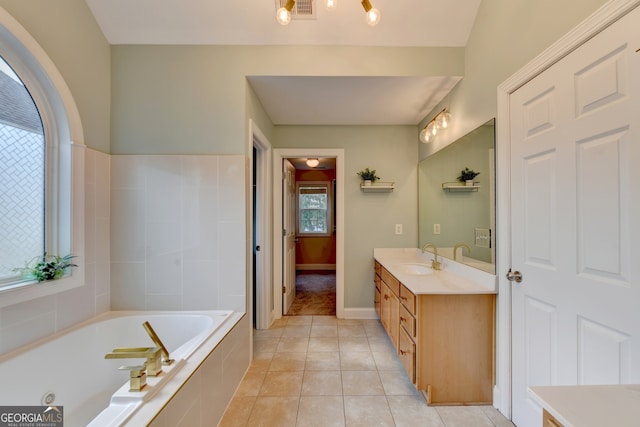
[399, 304, 416, 338]
[381, 267, 400, 295]
[398, 327, 416, 383]
[399, 284, 416, 315]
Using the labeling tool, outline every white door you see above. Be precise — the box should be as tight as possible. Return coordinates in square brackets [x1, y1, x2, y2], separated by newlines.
[282, 160, 297, 315]
[510, 7, 640, 426]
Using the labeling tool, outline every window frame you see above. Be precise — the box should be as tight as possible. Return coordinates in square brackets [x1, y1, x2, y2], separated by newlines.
[0, 7, 85, 306]
[296, 181, 333, 237]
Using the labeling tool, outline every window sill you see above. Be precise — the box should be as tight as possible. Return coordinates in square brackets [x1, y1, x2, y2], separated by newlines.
[0, 268, 84, 308]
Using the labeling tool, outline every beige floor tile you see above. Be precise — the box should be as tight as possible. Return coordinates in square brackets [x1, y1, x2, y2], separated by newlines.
[311, 315, 338, 325]
[285, 315, 313, 325]
[269, 352, 307, 371]
[246, 396, 299, 427]
[235, 370, 267, 397]
[337, 318, 364, 325]
[340, 351, 377, 371]
[271, 318, 288, 329]
[387, 395, 444, 427]
[305, 351, 341, 371]
[338, 324, 367, 337]
[338, 336, 370, 352]
[343, 396, 395, 427]
[436, 406, 495, 427]
[282, 324, 312, 337]
[308, 336, 339, 352]
[341, 371, 384, 396]
[253, 328, 284, 339]
[310, 324, 338, 337]
[301, 370, 343, 396]
[277, 337, 309, 352]
[218, 396, 256, 427]
[253, 338, 279, 354]
[249, 352, 274, 373]
[372, 350, 403, 371]
[363, 323, 387, 338]
[367, 336, 395, 352]
[259, 371, 304, 396]
[480, 406, 516, 427]
[296, 396, 345, 427]
[378, 370, 417, 395]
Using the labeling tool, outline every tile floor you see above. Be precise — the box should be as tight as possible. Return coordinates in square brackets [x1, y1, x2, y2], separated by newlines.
[218, 315, 515, 427]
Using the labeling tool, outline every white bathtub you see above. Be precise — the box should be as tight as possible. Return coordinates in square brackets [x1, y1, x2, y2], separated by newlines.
[0, 310, 243, 426]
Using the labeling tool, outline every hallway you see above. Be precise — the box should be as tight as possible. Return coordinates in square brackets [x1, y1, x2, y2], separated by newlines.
[219, 316, 514, 427]
[286, 272, 336, 316]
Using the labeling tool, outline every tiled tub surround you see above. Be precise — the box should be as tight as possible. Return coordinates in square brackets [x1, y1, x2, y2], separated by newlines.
[220, 316, 514, 427]
[0, 148, 111, 356]
[0, 310, 248, 427]
[110, 155, 245, 312]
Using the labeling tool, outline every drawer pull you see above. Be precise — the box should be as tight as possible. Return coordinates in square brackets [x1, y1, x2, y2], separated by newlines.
[399, 349, 406, 355]
[400, 316, 406, 323]
[384, 294, 389, 300]
[400, 296, 408, 301]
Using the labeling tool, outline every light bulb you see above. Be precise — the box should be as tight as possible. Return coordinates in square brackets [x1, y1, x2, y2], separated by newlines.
[419, 128, 433, 144]
[366, 8, 380, 26]
[427, 121, 437, 137]
[306, 158, 320, 167]
[326, 0, 337, 11]
[436, 111, 451, 129]
[276, 7, 292, 25]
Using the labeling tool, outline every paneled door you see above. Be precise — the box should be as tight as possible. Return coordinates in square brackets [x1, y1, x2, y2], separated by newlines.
[510, 7, 640, 426]
[282, 159, 297, 315]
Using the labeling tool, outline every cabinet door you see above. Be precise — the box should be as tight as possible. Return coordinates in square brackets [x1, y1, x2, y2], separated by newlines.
[374, 275, 381, 317]
[399, 327, 416, 383]
[381, 282, 399, 349]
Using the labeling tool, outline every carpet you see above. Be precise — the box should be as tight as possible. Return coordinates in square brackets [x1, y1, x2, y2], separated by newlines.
[286, 271, 336, 316]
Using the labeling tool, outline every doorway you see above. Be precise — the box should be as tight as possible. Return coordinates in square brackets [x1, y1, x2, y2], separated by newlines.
[273, 148, 345, 321]
[283, 157, 337, 316]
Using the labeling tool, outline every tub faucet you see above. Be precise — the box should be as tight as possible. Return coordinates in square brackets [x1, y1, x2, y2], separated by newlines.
[421, 243, 441, 271]
[143, 321, 174, 366]
[453, 242, 471, 261]
[105, 346, 163, 377]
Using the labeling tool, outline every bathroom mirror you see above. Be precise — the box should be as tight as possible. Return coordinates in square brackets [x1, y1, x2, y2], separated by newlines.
[418, 119, 495, 274]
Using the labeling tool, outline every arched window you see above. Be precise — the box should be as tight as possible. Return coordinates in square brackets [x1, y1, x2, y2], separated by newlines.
[0, 56, 46, 284]
[0, 7, 84, 304]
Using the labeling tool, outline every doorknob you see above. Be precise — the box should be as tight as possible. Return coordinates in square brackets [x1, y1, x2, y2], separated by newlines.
[506, 268, 523, 283]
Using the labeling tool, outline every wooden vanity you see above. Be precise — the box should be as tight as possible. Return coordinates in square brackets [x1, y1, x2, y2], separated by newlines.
[374, 248, 496, 405]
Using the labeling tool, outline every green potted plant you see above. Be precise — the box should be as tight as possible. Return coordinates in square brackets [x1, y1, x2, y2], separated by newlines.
[457, 167, 480, 186]
[357, 168, 380, 186]
[14, 253, 77, 282]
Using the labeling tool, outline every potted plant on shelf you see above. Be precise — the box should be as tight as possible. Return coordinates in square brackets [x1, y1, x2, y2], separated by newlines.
[357, 168, 380, 186]
[457, 167, 480, 186]
[13, 253, 77, 282]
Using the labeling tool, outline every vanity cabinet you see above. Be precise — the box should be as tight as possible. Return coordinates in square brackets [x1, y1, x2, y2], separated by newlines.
[374, 261, 495, 406]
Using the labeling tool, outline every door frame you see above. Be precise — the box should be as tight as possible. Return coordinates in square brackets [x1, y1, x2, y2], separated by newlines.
[250, 120, 273, 330]
[273, 148, 345, 320]
[495, 0, 640, 418]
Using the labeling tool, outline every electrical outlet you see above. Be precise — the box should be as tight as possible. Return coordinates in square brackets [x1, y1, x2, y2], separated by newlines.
[433, 224, 441, 235]
[395, 224, 403, 235]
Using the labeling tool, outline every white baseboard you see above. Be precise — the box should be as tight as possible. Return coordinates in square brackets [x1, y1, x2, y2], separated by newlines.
[342, 307, 378, 320]
[296, 264, 336, 270]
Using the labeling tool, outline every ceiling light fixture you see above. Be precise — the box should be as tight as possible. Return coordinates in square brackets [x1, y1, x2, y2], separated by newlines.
[306, 158, 320, 167]
[326, 0, 337, 11]
[419, 109, 452, 144]
[276, 0, 296, 25]
[361, 0, 381, 26]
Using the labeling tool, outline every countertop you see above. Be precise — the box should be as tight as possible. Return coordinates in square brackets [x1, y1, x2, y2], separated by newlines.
[529, 384, 640, 427]
[373, 248, 496, 295]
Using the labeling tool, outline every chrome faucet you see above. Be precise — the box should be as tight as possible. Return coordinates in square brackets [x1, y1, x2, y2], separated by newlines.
[421, 243, 441, 271]
[453, 242, 471, 261]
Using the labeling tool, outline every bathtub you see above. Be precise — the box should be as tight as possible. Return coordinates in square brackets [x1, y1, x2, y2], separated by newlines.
[0, 310, 247, 426]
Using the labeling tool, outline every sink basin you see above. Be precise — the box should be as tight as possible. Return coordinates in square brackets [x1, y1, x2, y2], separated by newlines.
[395, 263, 433, 275]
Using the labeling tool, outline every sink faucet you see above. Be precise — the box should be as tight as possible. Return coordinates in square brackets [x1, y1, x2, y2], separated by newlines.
[421, 243, 441, 271]
[453, 242, 471, 261]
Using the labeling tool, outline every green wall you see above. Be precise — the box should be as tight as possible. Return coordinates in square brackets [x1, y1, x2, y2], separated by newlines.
[0, 0, 111, 153]
[419, 0, 609, 160]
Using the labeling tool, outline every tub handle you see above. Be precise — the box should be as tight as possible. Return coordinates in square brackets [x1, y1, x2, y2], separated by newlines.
[143, 321, 175, 366]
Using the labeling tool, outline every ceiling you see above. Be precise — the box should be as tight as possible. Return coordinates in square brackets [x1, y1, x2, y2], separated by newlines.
[85, 0, 481, 125]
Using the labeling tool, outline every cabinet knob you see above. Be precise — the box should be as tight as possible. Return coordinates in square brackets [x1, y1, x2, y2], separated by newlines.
[384, 294, 389, 300]
[400, 316, 406, 322]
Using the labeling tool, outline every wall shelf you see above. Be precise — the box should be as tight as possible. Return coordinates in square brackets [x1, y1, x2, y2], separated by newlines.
[361, 182, 395, 192]
[442, 182, 480, 192]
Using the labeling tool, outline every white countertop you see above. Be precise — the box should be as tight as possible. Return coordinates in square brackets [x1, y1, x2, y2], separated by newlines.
[529, 384, 640, 427]
[373, 248, 496, 295]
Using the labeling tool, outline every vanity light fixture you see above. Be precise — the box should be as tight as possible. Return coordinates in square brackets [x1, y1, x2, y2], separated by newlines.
[420, 108, 452, 144]
[361, 0, 381, 26]
[306, 158, 320, 167]
[276, 0, 296, 25]
[326, 0, 337, 11]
